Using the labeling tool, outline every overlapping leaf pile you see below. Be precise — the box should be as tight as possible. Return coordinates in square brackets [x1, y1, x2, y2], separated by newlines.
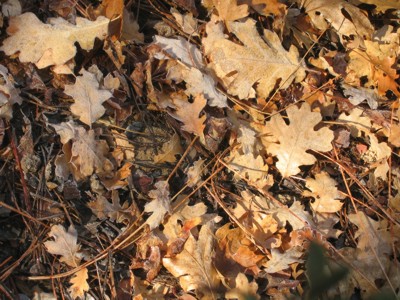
[0, 0, 399, 299]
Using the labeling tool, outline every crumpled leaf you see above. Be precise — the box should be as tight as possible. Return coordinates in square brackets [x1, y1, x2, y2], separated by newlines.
[64, 69, 112, 126]
[186, 159, 205, 188]
[203, 17, 306, 99]
[144, 181, 171, 230]
[0, 12, 109, 68]
[44, 224, 80, 267]
[362, 134, 391, 180]
[303, 172, 345, 213]
[265, 102, 333, 177]
[163, 221, 220, 299]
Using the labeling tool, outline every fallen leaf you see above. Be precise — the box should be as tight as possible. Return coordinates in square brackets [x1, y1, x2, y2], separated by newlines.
[265, 102, 333, 177]
[144, 181, 171, 230]
[298, 0, 373, 45]
[169, 93, 207, 143]
[1, 0, 21, 17]
[186, 159, 205, 187]
[0, 64, 22, 119]
[154, 133, 183, 163]
[303, 172, 345, 213]
[44, 224, 80, 267]
[69, 268, 90, 299]
[88, 190, 132, 223]
[225, 273, 260, 300]
[0, 13, 109, 68]
[203, 17, 306, 99]
[64, 69, 112, 126]
[163, 221, 221, 299]
[212, 0, 249, 22]
[264, 247, 304, 273]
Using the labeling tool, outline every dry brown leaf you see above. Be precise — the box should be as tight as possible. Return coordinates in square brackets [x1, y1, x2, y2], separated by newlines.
[225, 273, 260, 300]
[52, 121, 113, 180]
[69, 268, 90, 299]
[346, 40, 399, 97]
[264, 246, 304, 273]
[70, 127, 112, 178]
[0, 13, 109, 68]
[212, 0, 249, 22]
[88, 190, 133, 223]
[228, 150, 271, 189]
[0, 64, 22, 119]
[144, 181, 171, 230]
[186, 159, 205, 187]
[203, 17, 306, 99]
[163, 221, 220, 299]
[64, 69, 112, 126]
[264, 102, 333, 177]
[99, 162, 133, 190]
[2, 0, 21, 17]
[44, 224, 80, 268]
[154, 133, 183, 163]
[297, 0, 373, 45]
[239, 0, 286, 17]
[362, 134, 391, 180]
[169, 93, 207, 143]
[171, 8, 199, 36]
[303, 172, 345, 213]
[349, 0, 400, 12]
[121, 9, 144, 42]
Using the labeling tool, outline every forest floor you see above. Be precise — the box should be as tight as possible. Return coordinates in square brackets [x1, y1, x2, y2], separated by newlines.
[0, 0, 399, 299]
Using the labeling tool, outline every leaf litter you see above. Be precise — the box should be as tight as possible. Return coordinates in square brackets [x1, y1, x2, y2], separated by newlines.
[0, 0, 399, 299]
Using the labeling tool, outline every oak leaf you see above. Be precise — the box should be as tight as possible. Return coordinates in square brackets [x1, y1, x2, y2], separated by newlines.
[69, 268, 90, 300]
[0, 64, 22, 119]
[0, 13, 109, 68]
[44, 225, 80, 267]
[303, 172, 344, 213]
[154, 133, 183, 163]
[169, 93, 207, 143]
[203, 18, 306, 99]
[265, 102, 333, 177]
[225, 273, 260, 300]
[88, 190, 133, 223]
[64, 69, 112, 126]
[298, 0, 373, 44]
[163, 221, 220, 299]
[144, 181, 171, 230]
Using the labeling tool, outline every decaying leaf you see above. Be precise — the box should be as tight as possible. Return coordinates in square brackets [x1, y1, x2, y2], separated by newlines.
[52, 121, 113, 180]
[64, 69, 112, 126]
[303, 172, 345, 213]
[44, 224, 80, 267]
[154, 133, 183, 163]
[0, 13, 109, 68]
[0, 64, 22, 119]
[168, 93, 207, 142]
[163, 221, 220, 299]
[186, 158, 205, 187]
[225, 273, 260, 300]
[265, 102, 333, 177]
[203, 17, 306, 99]
[88, 190, 133, 223]
[144, 181, 171, 229]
